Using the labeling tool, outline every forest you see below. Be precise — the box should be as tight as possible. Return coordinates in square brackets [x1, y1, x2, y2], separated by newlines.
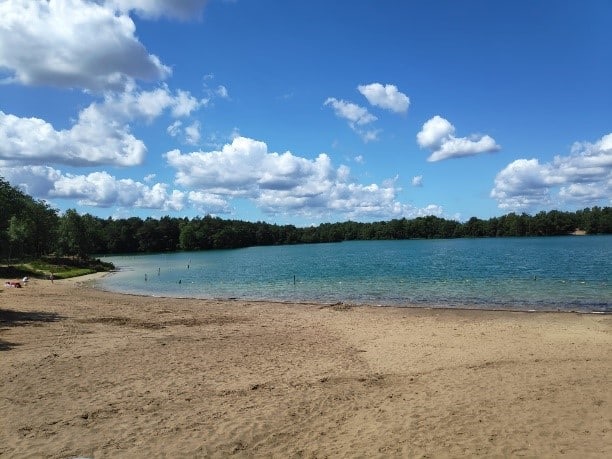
[1, 176, 611, 261]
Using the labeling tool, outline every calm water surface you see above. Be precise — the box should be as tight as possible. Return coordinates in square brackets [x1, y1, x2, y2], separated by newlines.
[99, 236, 611, 312]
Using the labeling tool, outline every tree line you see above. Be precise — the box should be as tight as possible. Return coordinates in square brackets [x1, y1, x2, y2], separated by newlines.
[1, 177, 611, 260]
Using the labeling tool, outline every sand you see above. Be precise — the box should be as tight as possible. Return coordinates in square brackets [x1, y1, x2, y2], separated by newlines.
[1, 275, 610, 458]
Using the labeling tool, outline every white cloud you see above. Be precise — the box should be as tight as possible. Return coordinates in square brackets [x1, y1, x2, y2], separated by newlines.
[1, 134, 448, 220]
[411, 175, 423, 187]
[165, 136, 332, 195]
[110, 0, 209, 20]
[359, 129, 381, 143]
[324, 97, 377, 126]
[491, 133, 612, 210]
[0, 0, 170, 91]
[171, 89, 207, 117]
[429, 135, 500, 162]
[187, 191, 231, 214]
[199, 77, 229, 105]
[417, 115, 501, 161]
[0, 86, 202, 167]
[167, 120, 183, 137]
[216, 85, 229, 99]
[490, 159, 552, 209]
[0, 164, 63, 197]
[419, 204, 444, 217]
[324, 97, 380, 142]
[0, 109, 146, 167]
[185, 121, 201, 145]
[165, 136, 442, 220]
[354, 155, 365, 164]
[0, 165, 185, 210]
[106, 84, 204, 121]
[416, 116, 455, 149]
[358, 83, 410, 114]
[326, 84, 408, 142]
[558, 183, 608, 202]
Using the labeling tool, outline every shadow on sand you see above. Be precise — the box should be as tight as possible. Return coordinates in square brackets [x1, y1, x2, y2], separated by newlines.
[0, 309, 63, 351]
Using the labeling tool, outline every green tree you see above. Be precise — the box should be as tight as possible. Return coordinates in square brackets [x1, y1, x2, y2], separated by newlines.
[57, 209, 92, 259]
[0, 177, 59, 261]
[27, 200, 60, 257]
[7, 216, 34, 262]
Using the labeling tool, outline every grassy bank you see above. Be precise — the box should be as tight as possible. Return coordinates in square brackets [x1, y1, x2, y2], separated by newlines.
[1, 257, 114, 280]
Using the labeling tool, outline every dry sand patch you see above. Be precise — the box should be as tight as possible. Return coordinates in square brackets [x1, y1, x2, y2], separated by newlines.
[1, 279, 610, 457]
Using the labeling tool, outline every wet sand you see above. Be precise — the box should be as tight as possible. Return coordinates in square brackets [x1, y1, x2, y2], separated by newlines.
[1, 275, 611, 457]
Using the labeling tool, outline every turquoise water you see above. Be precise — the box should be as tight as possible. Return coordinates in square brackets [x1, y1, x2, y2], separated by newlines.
[99, 236, 611, 312]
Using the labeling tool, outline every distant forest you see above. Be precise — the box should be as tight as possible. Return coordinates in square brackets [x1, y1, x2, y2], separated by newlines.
[1, 177, 611, 260]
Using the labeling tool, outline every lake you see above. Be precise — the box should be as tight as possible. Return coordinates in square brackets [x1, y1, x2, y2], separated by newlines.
[99, 236, 611, 313]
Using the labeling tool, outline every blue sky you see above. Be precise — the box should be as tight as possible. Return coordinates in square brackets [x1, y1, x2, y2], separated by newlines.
[1, 0, 610, 225]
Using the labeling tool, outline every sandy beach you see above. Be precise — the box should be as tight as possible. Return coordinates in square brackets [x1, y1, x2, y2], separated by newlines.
[1, 276, 610, 458]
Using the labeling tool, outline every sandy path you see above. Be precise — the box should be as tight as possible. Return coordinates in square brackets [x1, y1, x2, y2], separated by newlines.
[1, 277, 610, 457]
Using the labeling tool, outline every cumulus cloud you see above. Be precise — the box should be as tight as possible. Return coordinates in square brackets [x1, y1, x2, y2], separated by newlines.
[2, 135, 447, 219]
[166, 136, 334, 195]
[0, 109, 146, 167]
[411, 175, 423, 187]
[419, 204, 444, 217]
[491, 133, 612, 210]
[184, 121, 201, 145]
[187, 191, 231, 214]
[165, 136, 442, 220]
[0, 86, 202, 167]
[0, 164, 63, 197]
[105, 84, 204, 120]
[417, 115, 501, 161]
[559, 183, 608, 202]
[0, 0, 171, 91]
[0, 165, 185, 210]
[324, 98, 377, 126]
[324, 97, 379, 142]
[358, 83, 410, 114]
[167, 120, 183, 137]
[416, 116, 455, 149]
[171, 89, 207, 117]
[490, 159, 552, 209]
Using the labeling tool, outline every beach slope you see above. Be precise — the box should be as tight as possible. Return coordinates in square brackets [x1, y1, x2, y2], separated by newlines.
[1, 277, 610, 457]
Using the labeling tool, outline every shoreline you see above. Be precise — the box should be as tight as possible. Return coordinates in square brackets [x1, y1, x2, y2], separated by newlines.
[94, 271, 611, 315]
[98, 288, 612, 315]
[1, 277, 611, 457]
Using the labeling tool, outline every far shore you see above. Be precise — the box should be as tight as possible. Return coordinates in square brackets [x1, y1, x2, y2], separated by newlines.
[1, 277, 611, 457]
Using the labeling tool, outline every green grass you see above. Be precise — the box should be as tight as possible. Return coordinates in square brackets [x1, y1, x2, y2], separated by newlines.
[1, 256, 114, 280]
